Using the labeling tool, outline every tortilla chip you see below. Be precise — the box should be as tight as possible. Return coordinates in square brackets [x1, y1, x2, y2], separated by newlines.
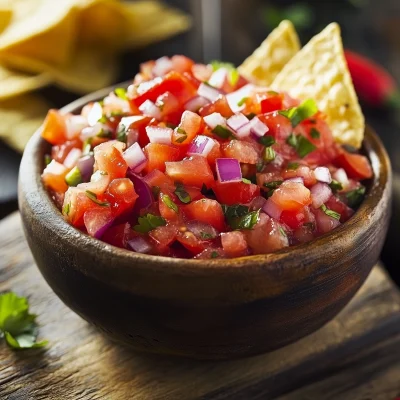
[271, 23, 364, 148]
[0, 93, 50, 152]
[124, 1, 191, 48]
[0, 5, 12, 35]
[0, 66, 51, 100]
[238, 20, 300, 86]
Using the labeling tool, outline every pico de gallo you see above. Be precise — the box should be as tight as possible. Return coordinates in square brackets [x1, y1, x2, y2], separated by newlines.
[41, 55, 373, 259]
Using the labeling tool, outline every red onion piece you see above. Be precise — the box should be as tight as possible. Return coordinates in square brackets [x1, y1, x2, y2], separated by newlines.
[128, 236, 152, 253]
[262, 199, 282, 220]
[249, 117, 269, 137]
[152, 56, 173, 77]
[226, 83, 255, 112]
[310, 183, 332, 208]
[186, 221, 219, 239]
[227, 113, 249, 132]
[63, 148, 82, 169]
[84, 208, 114, 239]
[184, 96, 209, 112]
[79, 122, 104, 141]
[87, 102, 103, 126]
[127, 171, 154, 214]
[44, 160, 67, 175]
[103, 93, 131, 113]
[249, 196, 267, 211]
[197, 83, 221, 102]
[208, 68, 227, 89]
[314, 208, 341, 233]
[314, 167, 332, 184]
[203, 112, 226, 130]
[285, 177, 304, 184]
[333, 168, 349, 189]
[216, 158, 242, 183]
[78, 170, 111, 195]
[138, 99, 162, 119]
[77, 154, 94, 182]
[145, 126, 173, 144]
[66, 115, 87, 139]
[187, 135, 216, 157]
[123, 142, 147, 172]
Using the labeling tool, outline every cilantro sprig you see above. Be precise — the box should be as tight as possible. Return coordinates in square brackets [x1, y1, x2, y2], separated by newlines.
[222, 204, 260, 230]
[286, 133, 317, 158]
[346, 186, 366, 208]
[0, 292, 47, 350]
[320, 204, 341, 220]
[278, 99, 318, 127]
[134, 214, 166, 233]
[174, 183, 191, 204]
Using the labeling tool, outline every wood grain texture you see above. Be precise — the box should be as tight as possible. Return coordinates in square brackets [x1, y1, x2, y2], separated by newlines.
[1, 211, 400, 399]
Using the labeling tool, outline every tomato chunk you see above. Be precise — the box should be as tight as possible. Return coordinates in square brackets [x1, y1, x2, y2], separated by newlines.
[94, 141, 128, 180]
[106, 178, 138, 217]
[183, 199, 225, 231]
[41, 109, 67, 145]
[165, 155, 215, 188]
[221, 231, 248, 257]
[270, 181, 312, 211]
[144, 143, 181, 173]
[213, 181, 260, 205]
[172, 110, 202, 145]
[335, 151, 373, 180]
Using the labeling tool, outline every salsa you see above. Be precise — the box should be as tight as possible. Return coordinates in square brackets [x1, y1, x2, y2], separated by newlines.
[41, 55, 373, 259]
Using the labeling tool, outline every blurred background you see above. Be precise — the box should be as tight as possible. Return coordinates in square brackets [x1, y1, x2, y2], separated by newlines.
[0, 0, 399, 283]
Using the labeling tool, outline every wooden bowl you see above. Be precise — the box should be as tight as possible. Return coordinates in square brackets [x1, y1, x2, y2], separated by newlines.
[18, 87, 392, 360]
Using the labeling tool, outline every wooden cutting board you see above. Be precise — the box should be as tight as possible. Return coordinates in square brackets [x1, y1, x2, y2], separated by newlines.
[1, 212, 400, 400]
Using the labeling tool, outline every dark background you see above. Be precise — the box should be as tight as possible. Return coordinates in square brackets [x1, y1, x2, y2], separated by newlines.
[1, 0, 399, 283]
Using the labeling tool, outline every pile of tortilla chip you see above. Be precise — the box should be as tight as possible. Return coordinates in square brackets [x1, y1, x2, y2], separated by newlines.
[0, 0, 191, 151]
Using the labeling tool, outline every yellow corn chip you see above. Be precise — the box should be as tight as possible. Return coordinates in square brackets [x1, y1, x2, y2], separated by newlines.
[0, 66, 51, 100]
[0, 5, 12, 35]
[271, 23, 364, 148]
[238, 20, 300, 86]
[0, 93, 50, 152]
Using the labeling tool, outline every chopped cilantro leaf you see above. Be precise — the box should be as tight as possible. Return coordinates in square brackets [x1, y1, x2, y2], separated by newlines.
[222, 204, 260, 230]
[161, 194, 178, 212]
[278, 99, 318, 127]
[116, 124, 127, 143]
[297, 135, 317, 158]
[65, 166, 82, 187]
[262, 146, 276, 163]
[134, 214, 166, 233]
[97, 128, 113, 139]
[329, 180, 343, 193]
[174, 184, 191, 203]
[286, 132, 298, 148]
[210, 60, 239, 86]
[287, 162, 299, 170]
[310, 128, 321, 139]
[279, 226, 287, 237]
[98, 115, 108, 124]
[256, 161, 264, 172]
[0, 292, 47, 350]
[246, 112, 257, 120]
[44, 154, 52, 166]
[242, 178, 252, 184]
[62, 202, 70, 216]
[200, 232, 215, 240]
[259, 135, 275, 147]
[211, 251, 219, 259]
[346, 186, 366, 208]
[175, 127, 187, 143]
[212, 125, 234, 139]
[114, 87, 128, 100]
[237, 97, 248, 107]
[320, 204, 341, 220]
[85, 191, 110, 207]
[264, 180, 283, 189]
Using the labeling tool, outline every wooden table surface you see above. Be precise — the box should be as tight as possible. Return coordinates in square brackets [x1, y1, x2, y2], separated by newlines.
[1, 212, 400, 400]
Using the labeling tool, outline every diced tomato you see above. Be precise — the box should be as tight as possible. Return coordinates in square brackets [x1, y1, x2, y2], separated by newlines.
[41, 109, 67, 145]
[260, 112, 292, 141]
[260, 93, 284, 113]
[159, 190, 180, 220]
[171, 55, 195, 74]
[283, 165, 317, 187]
[84, 207, 114, 238]
[183, 199, 225, 231]
[244, 213, 289, 254]
[325, 195, 354, 223]
[199, 95, 234, 118]
[63, 187, 96, 227]
[334, 151, 373, 180]
[149, 224, 178, 247]
[222, 140, 259, 164]
[280, 209, 305, 230]
[94, 141, 128, 180]
[221, 231, 248, 257]
[270, 181, 311, 211]
[213, 181, 260, 205]
[155, 91, 180, 117]
[206, 140, 222, 167]
[172, 111, 203, 146]
[118, 115, 152, 148]
[143, 170, 174, 190]
[165, 155, 215, 188]
[176, 230, 206, 254]
[144, 143, 181, 173]
[192, 64, 213, 82]
[42, 160, 69, 193]
[313, 208, 341, 234]
[182, 186, 203, 202]
[102, 223, 132, 248]
[105, 178, 138, 217]
[51, 139, 82, 164]
[132, 71, 198, 107]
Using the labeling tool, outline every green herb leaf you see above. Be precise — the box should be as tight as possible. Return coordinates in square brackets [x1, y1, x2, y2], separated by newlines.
[212, 125, 234, 139]
[65, 166, 82, 187]
[264, 180, 283, 189]
[346, 186, 366, 208]
[222, 204, 260, 230]
[116, 124, 127, 143]
[62, 202, 70, 216]
[287, 162, 299, 170]
[200, 232, 215, 240]
[0, 292, 47, 350]
[242, 178, 252, 184]
[320, 204, 341, 220]
[44, 154, 52, 166]
[310, 128, 321, 139]
[296, 135, 317, 158]
[279, 99, 318, 127]
[174, 184, 191, 204]
[329, 180, 343, 193]
[85, 191, 110, 207]
[259, 135, 275, 147]
[175, 134, 187, 143]
[98, 115, 108, 124]
[237, 97, 248, 107]
[82, 138, 93, 154]
[262, 146, 276, 163]
[134, 214, 166, 233]
[286, 132, 298, 148]
[161, 194, 178, 212]
[115, 87, 128, 100]
[210, 60, 239, 86]
[279, 226, 287, 237]
[210, 251, 219, 259]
